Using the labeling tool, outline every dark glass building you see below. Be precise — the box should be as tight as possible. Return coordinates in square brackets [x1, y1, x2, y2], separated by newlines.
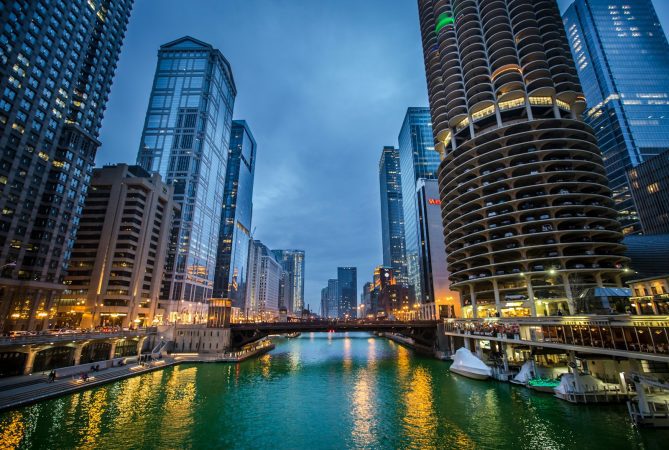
[627, 150, 669, 234]
[136, 37, 236, 315]
[563, 0, 669, 234]
[272, 250, 305, 316]
[379, 146, 407, 285]
[213, 120, 256, 309]
[418, 0, 629, 317]
[337, 266, 357, 319]
[398, 107, 440, 303]
[0, 0, 134, 331]
[416, 179, 460, 316]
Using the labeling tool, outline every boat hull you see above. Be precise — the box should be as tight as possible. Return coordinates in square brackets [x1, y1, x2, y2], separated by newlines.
[450, 366, 490, 380]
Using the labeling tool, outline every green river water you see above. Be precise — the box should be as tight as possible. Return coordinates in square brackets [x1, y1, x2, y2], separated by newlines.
[0, 332, 668, 449]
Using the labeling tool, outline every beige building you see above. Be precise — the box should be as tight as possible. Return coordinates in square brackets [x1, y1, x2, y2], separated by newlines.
[55, 164, 179, 328]
[628, 275, 669, 315]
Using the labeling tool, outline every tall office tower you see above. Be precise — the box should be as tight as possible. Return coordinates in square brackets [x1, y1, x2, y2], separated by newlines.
[55, 164, 179, 329]
[360, 281, 373, 318]
[416, 179, 460, 317]
[0, 0, 134, 331]
[337, 267, 357, 319]
[379, 146, 408, 285]
[326, 278, 339, 318]
[136, 37, 236, 322]
[320, 286, 328, 318]
[417, 0, 629, 318]
[246, 240, 281, 320]
[398, 107, 440, 303]
[627, 150, 669, 234]
[272, 250, 305, 315]
[563, 0, 669, 235]
[213, 120, 256, 309]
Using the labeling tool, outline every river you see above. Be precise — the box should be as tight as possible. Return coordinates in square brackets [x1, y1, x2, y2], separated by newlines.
[1, 332, 668, 449]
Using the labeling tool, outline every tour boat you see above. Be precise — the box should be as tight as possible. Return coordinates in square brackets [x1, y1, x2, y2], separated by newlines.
[449, 347, 492, 380]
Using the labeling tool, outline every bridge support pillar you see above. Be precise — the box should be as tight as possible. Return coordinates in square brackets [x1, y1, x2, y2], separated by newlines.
[23, 349, 37, 375]
[73, 342, 85, 366]
[109, 340, 118, 360]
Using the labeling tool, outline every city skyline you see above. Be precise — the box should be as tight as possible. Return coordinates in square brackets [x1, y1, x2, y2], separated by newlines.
[95, 0, 669, 311]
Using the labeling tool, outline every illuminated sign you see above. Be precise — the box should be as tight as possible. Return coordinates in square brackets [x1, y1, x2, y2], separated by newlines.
[428, 198, 441, 205]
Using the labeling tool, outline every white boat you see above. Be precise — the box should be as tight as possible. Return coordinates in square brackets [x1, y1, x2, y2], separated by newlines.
[449, 347, 492, 380]
[510, 360, 533, 386]
[555, 373, 624, 403]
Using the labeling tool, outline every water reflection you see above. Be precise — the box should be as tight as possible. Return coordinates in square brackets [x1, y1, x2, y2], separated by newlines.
[0, 411, 25, 448]
[401, 366, 437, 449]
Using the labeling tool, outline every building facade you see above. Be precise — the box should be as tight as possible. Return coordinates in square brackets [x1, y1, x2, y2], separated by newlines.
[627, 150, 669, 234]
[337, 267, 357, 319]
[416, 179, 460, 317]
[213, 120, 256, 309]
[398, 107, 440, 303]
[563, 0, 669, 234]
[55, 164, 180, 328]
[0, 0, 134, 331]
[379, 146, 407, 285]
[325, 278, 339, 319]
[418, 0, 629, 318]
[245, 240, 281, 321]
[136, 36, 236, 315]
[271, 250, 305, 316]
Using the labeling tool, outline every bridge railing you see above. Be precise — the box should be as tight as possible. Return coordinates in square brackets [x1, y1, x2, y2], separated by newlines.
[0, 329, 155, 347]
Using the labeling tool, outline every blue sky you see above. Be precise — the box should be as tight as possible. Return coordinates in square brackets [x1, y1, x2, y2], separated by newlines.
[98, 1, 669, 312]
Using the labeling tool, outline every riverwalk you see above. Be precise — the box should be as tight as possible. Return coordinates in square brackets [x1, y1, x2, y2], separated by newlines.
[0, 340, 276, 412]
[0, 359, 175, 411]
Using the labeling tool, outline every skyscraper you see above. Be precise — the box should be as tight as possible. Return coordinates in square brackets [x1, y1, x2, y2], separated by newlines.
[0, 0, 134, 331]
[418, 0, 629, 317]
[415, 179, 460, 317]
[326, 278, 339, 319]
[272, 250, 305, 315]
[563, 0, 669, 234]
[627, 150, 669, 234]
[213, 120, 256, 309]
[398, 107, 440, 303]
[379, 146, 407, 285]
[136, 37, 236, 316]
[246, 239, 281, 321]
[337, 267, 357, 319]
[55, 164, 180, 329]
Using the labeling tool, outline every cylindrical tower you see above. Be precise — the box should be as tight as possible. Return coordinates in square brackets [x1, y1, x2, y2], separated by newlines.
[418, 0, 630, 318]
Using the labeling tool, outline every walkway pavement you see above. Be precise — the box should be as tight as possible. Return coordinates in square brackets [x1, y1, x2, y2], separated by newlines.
[0, 360, 175, 412]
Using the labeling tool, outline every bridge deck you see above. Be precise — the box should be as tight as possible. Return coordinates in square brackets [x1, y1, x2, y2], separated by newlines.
[230, 321, 439, 333]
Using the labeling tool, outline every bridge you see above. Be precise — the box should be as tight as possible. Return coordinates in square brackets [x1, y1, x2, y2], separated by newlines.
[229, 320, 440, 350]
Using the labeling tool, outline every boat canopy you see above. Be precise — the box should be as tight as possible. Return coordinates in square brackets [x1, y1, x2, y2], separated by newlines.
[452, 348, 492, 375]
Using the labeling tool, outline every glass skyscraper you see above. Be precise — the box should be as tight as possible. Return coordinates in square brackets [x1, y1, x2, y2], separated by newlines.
[0, 0, 133, 331]
[272, 249, 305, 315]
[563, 0, 669, 234]
[379, 146, 407, 285]
[136, 36, 236, 307]
[337, 267, 357, 319]
[213, 120, 256, 310]
[398, 107, 440, 303]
